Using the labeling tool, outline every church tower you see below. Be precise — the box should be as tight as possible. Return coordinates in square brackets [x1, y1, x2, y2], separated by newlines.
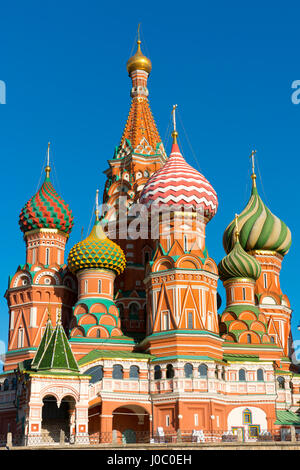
[222, 152, 292, 361]
[139, 108, 222, 359]
[102, 29, 167, 340]
[4, 144, 77, 371]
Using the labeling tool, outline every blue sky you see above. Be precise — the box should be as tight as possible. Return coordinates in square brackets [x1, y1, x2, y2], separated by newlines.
[0, 0, 299, 356]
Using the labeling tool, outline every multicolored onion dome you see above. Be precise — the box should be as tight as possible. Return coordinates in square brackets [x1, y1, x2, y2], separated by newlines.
[68, 220, 126, 275]
[223, 176, 292, 256]
[140, 135, 218, 221]
[218, 238, 261, 282]
[19, 174, 74, 235]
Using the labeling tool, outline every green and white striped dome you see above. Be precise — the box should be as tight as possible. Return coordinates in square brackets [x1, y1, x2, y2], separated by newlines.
[223, 178, 291, 256]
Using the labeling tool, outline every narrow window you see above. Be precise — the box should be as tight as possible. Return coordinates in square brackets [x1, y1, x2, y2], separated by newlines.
[242, 287, 246, 301]
[96, 329, 101, 338]
[167, 236, 171, 252]
[243, 409, 252, 424]
[166, 415, 170, 427]
[187, 311, 193, 329]
[277, 376, 285, 389]
[129, 365, 139, 380]
[84, 280, 88, 294]
[257, 369, 264, 381]
[198, 364, 208, 378]
[194, 414, 198, 426]
[166, 364, 174, 379]
[247, 333, 252, 344]
[45, 248, 50, 265]
[163, 312, 169, 331]
[18, 328, 24, 348]
[98, 279, 102, 293]
[184, 363, 193, 378]
[112, 364, 123, 380]
[239, 369, 246, 382]
[57, 249, 61, 265]
[263, 273, 268, 289]
[154, 365, 162, 380]
[184, 235, 188, 252]
[32, 248, 36, 264]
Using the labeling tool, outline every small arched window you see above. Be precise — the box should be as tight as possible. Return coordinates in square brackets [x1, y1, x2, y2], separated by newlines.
[257, 368, 264, 382]
[198, 364, 208, 378]
[247, 334, 252, 344]
[112, 364, 124, 380]
[154, 365, 162, 380]
[239, 369, 246, 382]
[84, 365, 103, 384]
[277, 376, 285, 389]
[3, 379, 9, 391]
[129, 365, 139, 380]
[243, 408, 252, 424]
[129, 303, 139, 320]
[96, 329, 101, 338]
[45, 247, 50, 265]
[166, 364, 175, 379]
[184, 363, 193, 379]
[98, 280, 102, 293]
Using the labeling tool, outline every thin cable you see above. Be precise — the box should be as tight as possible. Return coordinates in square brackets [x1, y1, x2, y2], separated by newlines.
[86, 199, 96, 237]
[177, 110, 203, 172]
[35, 151, 47, 192]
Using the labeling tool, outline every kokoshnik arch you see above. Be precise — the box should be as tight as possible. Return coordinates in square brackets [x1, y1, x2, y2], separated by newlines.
[0, 31, 299, 444]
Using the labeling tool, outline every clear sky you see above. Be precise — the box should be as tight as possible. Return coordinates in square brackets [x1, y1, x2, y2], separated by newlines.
[0, 0, 299, 357]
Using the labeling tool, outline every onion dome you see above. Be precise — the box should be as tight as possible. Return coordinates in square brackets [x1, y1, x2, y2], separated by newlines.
[218, 238, 261, 282]
[223, 171, 292, 256]
[140, 130, 218, 221]
[68, 220, 126, 275]
[127, 39, 152, 75]
[19, 144, 74, 235]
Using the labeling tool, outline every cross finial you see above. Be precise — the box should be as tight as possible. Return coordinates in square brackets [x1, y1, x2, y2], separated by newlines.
[234, 213, 240, 242]
[171, 104, 178, 144]
[137, 23, 141, 43]
[45, 142, 51, 179]
[249, 149, 257, 186]
[95, 189, 100, 221]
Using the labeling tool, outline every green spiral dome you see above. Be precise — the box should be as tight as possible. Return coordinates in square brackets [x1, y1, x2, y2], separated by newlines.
[218, 239, 262, 282]
[223, 179, 291, 256]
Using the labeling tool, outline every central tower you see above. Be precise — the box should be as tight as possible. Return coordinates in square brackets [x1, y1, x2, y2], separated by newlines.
[102, 31, 167, 340]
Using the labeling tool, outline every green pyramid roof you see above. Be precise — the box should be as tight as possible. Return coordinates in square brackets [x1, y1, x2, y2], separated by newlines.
[37, 317, 79, 373]
[31, 317, 54, 369]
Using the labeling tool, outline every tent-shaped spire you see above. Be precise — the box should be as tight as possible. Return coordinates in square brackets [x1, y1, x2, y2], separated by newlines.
[31, 307, 53, 369]
[35, 310, 79, 373]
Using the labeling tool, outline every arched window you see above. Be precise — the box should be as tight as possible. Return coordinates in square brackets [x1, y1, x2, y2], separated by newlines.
[3, 379, 9, 391]
[96, 329, 101, 338]
[84, 365, 103, 384]
[277, 376, 285, 389]
[129, 365, 139, 380]
[129, 303, 139, 320]
[154, 365, 162, 380]
[98, 280, 102, 293]
[18, 327, 24, 348]
[117, 304, 124, 318]
[112, 364, 123, 380]
[166, 364, 174, 379]
[184, 363, 193, 379]
[198, 364, 208, 378]
[270, 336, 275, 344]
[239, 369, 246, 382]
[221, 367, 226, 381]
[247, 334, 252, 344]
[257, 368, 264, 382]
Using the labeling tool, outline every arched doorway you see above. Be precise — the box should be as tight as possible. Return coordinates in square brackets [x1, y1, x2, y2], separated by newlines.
[41, 395, 76, 442]
[112, 404, 150, 443]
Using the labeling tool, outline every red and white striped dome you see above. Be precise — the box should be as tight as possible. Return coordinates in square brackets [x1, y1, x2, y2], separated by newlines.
[140, 139, 218, 221]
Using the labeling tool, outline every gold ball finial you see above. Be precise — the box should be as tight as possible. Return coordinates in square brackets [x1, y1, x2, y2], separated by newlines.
[127, 26, 152, 75]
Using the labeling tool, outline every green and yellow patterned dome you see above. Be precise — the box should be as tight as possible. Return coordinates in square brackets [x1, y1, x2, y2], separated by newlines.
[68, 220, 126, 275]
[223, 174, 292, 256]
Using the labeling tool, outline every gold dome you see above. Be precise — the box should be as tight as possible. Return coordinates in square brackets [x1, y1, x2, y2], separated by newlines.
[127, 40, 152, 75]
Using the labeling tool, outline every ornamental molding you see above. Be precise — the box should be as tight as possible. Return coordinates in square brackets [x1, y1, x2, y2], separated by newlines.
[34, 270, 60, 285]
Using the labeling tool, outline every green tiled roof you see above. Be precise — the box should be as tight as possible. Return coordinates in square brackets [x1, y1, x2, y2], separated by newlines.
[78, 349, 153, 366]
[223, 353, 260, 362]
[31, 317, 53, 369]
[37, 318, 79, 374]
[275, 410, 300, 426]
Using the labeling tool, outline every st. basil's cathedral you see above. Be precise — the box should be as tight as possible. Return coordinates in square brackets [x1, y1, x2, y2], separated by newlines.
[0, 33, 299, 445]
